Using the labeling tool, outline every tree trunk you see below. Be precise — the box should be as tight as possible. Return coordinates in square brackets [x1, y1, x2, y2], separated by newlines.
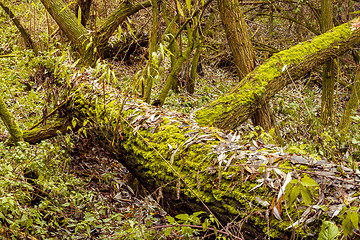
[40, 0, 97, 66]
[217, 0, 255, 80]
[320, 0, 335, 126]
[143, 0, 159, 103]
[217, 0, 272, 132]
[0, 92, 22, 144]
[40, 0, 151, 66]
[196, 18, 360, 130]
[20, 78, 359, 239]
[154, 24, 197, 106]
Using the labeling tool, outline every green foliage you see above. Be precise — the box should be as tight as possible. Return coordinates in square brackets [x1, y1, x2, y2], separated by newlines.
[165, 212, 225, 239]
[318, 221, 339, 240]
[285, 175, 319, 207]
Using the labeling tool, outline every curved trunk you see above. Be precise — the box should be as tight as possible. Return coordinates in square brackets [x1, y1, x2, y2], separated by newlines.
[0, 93, 22, 144]
[96, 0, 151, 48]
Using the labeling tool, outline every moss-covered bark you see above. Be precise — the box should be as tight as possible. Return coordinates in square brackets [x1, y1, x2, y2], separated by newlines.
[22, 118, 72, 144]
[13, 18, 360, 239]
[14, 75, 360, 238]
[27, 81, 355, 239]
[0, 93, 22, 144]
[196, 17, 360, 130]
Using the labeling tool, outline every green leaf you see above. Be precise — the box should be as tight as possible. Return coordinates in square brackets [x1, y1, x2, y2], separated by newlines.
[176, 213, 189, 221]
[176, 0, 184, 17]
[300, 184, 312, 204]
[287, 184, 300, 206]
[77, 7, 82, 26]
[349, 211, 359, 230]
[166, 216, 175, 224]
[185, 0, 191, 13]
[202, 219, 210, 231]
[342, 216, 353, 236]
[317, 221, 339, 240]
[301, 175, 319, 187]
[164, 227, 172, 237]
[191, 211, 205, 217]
[26, 218, 33, 229]
[60, 1, 75, 14]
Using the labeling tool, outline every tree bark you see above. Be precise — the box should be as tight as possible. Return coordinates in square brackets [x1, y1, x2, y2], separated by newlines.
[196, 18, 360, 130]
[320, 0, 335, 126]
[217, 0, 255, 80]
[40, 0, 151, 66]
[0, 92, 22, 144]
[217, 0, 273, 132]
[40, 0, 97, 66]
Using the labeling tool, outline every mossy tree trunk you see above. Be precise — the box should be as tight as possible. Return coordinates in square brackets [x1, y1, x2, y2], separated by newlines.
[320, 0, 335, 126]
[0, 92, 22, 144]
[195, 18, 360, 130]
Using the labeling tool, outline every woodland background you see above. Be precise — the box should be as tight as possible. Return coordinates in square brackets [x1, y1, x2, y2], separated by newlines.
[1, 0, 360, 239]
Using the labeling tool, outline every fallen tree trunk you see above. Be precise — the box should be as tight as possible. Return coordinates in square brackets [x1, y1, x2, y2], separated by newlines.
[196, 17, 360, 130]
[21, 80, 360, 239]
[18, 19, 360, 238]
